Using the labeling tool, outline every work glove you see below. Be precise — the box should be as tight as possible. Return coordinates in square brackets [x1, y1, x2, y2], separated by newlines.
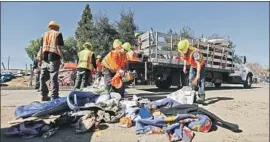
[192, 76, 199, 86]
[118, 69, 125, 77]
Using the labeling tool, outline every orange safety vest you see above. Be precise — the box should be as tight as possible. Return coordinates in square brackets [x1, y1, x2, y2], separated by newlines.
[101, 50, 127, 72]
[126, 51, 141, 62]
[96, 61, 102, 72]
[42, 30, 61, 55]
[183, 49, 206, 68]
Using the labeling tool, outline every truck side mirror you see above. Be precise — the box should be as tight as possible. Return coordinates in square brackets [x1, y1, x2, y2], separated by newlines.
[243, 56, 246, 64]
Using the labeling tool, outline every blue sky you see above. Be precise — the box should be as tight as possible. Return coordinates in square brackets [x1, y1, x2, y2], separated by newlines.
[1, 2, 269, 69]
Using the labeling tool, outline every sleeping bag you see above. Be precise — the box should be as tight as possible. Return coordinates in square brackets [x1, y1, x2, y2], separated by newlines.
[15, 97, 68, 119]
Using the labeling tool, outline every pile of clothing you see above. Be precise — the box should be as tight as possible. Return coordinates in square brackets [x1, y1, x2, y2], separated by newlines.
[5, 86, 240, 141]
[116, 87, 240, 142]
[5, 89, 125, 139]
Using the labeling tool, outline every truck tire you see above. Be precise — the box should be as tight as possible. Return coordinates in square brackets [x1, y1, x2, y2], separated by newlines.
[243, 74, 252, 88]
[156, 76, 172, 89]
[214, 83, 222, 88]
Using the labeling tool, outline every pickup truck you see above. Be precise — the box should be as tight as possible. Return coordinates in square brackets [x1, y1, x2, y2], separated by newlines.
[127, 29, 253, 89]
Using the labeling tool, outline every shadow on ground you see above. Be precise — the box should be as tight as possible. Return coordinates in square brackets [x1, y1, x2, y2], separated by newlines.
[203, 97, 234, 106]
[137, 86, 261, 93]
[1, 123, 109, 142]
[128, 86, 260, 101]
[0, 84, 8, 87]
[205, 86, 261, 91]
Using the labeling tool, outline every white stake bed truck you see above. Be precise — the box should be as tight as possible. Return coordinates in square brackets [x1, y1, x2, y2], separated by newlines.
[127, 29, 253, 89]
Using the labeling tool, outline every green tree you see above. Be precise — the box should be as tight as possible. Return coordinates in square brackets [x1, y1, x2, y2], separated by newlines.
[164, 29, 180, 51]
[62, 37, 77, 62]
[92, 14, 119, 55]
[180, 25, 194, 39]
[25, 39, 41, 61]
[117, 9, 138, 45]
[75, 4, 95, 51]
[209, 33, 224, 39]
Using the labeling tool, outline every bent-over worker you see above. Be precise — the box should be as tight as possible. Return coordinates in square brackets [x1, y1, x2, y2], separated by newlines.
[74, 42, 97, 90]
[101, 39, 130, 97]
[39, 21, 65, 101]
[177, 39, 206, 104]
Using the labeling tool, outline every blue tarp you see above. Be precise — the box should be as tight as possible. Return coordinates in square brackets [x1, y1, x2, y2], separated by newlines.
[15, 97, 68, 119]
[14, 90, 102, 119]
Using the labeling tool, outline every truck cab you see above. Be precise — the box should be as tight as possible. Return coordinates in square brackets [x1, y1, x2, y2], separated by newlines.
[229, 55, 253, 88]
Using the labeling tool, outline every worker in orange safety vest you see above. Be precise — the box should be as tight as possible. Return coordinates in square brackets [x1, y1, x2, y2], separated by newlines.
[178, 39, 206, 104]
[101, 39, 129, 97]
[39, 21, 65, 101]
[122, 42, 141, 62]
[96, 55, 102, 77]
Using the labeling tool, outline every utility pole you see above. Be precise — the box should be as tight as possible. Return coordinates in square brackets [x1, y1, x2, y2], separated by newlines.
[8, 56, 10, 70]
[28, 64, 33, 87]
[25, 64, 28, 75]
[2, 62, 6, 70]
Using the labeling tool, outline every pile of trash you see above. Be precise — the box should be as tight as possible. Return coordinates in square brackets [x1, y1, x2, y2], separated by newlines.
[4, 80, 240, 141]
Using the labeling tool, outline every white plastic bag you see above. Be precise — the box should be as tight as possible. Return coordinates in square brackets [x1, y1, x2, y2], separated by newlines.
[167, 86, 195, 104]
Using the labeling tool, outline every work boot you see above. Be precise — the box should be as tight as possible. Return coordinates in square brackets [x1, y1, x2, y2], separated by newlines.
[196, 94, 205, 104]
[42, 96, 51, 102]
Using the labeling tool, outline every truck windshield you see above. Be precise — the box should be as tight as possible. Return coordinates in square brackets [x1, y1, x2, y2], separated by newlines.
[233, 56, 239, 64]
[233, 56, 242, 64]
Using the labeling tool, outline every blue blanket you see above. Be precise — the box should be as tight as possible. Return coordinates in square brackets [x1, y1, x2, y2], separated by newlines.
[15, 97, 68, 119]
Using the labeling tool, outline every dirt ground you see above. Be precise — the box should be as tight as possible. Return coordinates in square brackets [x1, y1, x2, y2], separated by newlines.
[2, 76, 31, 88]
[1, 84, 269, 142]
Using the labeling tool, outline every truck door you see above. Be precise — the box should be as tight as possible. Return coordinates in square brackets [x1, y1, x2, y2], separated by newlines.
[232, 56, 244, 77]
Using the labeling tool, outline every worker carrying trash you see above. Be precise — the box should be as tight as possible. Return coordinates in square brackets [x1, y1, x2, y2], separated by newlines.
[74, 42, 97, 90]
[39, 21, 65, 101]
[101, 39, 132, 97]
[96, 55, 102, 77]
[177, 39, 206, 104]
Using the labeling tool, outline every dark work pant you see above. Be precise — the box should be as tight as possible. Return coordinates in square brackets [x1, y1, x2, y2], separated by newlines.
[35, 71, 40, 89]
[40, 60, 61, 98]
[102, 68, 125, 97]
[74, 68, 91, 89]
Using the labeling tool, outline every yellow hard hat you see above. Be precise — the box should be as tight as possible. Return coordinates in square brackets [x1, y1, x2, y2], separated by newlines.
[135, 33, 140, 38]
[113, 39, 122, 50]
[48, 21, 60, 29]
[96, 55, 101, 59]
[122, 42, 132, 52]
[177, 39, 190, 54]
[83, 42, 92, 50]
